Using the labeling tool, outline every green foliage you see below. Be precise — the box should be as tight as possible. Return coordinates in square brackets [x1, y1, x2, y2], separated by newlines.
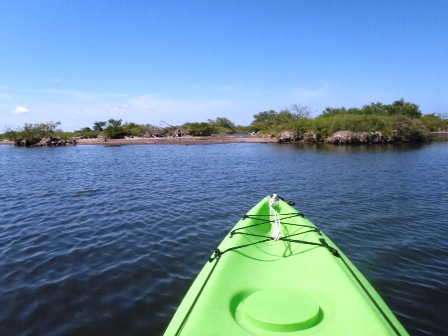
[275, 110, 298, 124]
[300, 114, 428, 141]
[3, 128, 20, 143]
[288, 118, 317, 137]
[211, 125, 232, 134]
[208, 117, 236, 133]
[54, 131, 75, 140]
[251, 110, 278, 131]
[254, 99, 429, 142]
[251, 105, 312, 134]
[390, 115, 428, 141]
[103, 120, 146, 138]
[104, 119, 126, 139]
[313, 114, 391, 136]
[93, 121, 107, 131]
[4, 121, 62, 146]
[251, 109, 304, 133]
[388, 99, 422, 118]
[320, 106, 348, 117]
[180, 117, 243, 136]
[184, 122, 213, 136]
[359, 102, 386, 115]
[2, 101, 443, 146]
[123, 122, 144, 137]
[74, 127, 100, 139]
[320, 99, 422, 118]
[234, 125, 255, 133]
[92, 120, 149, 138]
[421, 113, 448, 131]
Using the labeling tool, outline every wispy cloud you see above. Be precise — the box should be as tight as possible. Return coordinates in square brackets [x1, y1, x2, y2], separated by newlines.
[1, 90, 265, 131]
[126, 95, 235, 122]
[293, 82, 332, 101]
[0, 93, 16, 100]
[0, 86, 15, 100]
[38, 89, 97, 102]
[12, 106, 30, 115]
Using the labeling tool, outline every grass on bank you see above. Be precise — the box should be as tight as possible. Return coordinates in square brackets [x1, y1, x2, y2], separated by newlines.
[1, 100, 447, 144]
[275, 114, 434, 141]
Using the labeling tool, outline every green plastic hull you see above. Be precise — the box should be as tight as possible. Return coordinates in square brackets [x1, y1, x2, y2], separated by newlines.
[164, 196, 408, 335]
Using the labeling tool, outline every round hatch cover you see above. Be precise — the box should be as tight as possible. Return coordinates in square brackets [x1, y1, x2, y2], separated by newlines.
[244, 288, 321, 332]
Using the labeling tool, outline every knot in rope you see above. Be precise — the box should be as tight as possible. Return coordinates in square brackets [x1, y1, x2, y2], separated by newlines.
[269, 194, 282, 241]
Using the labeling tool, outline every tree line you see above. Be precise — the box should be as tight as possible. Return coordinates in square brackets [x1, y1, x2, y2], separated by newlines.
[251, 99, 447, 141]
[2, 99, 447, 145]
[71, 116, 247, 139]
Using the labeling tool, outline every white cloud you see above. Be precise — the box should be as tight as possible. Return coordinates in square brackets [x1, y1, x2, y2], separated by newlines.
[41, 89, 96, 102]
[12, 106, 30, 115]
[0, 90, 265, 131]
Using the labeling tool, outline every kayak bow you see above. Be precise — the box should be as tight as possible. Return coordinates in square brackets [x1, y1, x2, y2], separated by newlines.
[164, 195, 408, 335]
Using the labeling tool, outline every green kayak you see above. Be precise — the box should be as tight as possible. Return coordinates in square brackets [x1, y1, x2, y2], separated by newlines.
[164, 195, 408, 335]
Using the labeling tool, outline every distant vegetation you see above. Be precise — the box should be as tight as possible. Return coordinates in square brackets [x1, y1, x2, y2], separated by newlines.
[251, 99, 447, 142]
[68, 117, 244, 139]
[1, 99, 447, 146]
[3, 121, 64, 146]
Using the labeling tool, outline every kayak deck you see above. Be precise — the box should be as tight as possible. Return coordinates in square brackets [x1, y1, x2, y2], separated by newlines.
[164, 195, 408, 335]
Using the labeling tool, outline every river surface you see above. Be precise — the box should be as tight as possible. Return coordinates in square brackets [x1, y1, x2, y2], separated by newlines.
[0, 142, 447, 335]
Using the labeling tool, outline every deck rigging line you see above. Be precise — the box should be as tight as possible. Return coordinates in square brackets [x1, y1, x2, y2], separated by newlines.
[318, 238, 403, 336]
[209, 212, 321, 262]
[175, 256, 221, 336]
[207, 212, 403, 336]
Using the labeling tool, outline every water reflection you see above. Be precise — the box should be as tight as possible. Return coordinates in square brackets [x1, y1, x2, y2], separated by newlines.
[275, 142, 430, 153]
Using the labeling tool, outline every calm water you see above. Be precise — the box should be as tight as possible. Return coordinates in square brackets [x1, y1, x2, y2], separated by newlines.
[0, 142, 447, 335]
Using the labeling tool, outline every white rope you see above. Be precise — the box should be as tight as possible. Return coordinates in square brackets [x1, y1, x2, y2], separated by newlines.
[269, 194, 282, 240]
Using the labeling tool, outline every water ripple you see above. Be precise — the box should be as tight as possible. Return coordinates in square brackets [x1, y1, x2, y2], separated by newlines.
[0, 143, 447, 335]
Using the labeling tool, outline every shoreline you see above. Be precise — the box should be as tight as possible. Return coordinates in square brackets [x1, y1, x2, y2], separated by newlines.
[0, 135, 277, 146]
[76, 135, 278, 145]
[1, 132, 447, 146]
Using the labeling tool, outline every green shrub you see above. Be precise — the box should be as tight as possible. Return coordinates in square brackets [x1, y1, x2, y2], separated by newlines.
[390, 115, 428, 141]
[4, 121, 62, 146]
[421, 113, 448, 131]
[184, 122, 213, 136]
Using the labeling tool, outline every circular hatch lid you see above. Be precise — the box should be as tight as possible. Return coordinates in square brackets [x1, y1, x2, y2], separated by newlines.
[244, 288, 321, 332]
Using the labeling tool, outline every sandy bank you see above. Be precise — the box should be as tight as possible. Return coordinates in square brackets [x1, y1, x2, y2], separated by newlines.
[76, 135, 277, 146]
[0, 135, 276, 146]
[3, 132, 445, 146]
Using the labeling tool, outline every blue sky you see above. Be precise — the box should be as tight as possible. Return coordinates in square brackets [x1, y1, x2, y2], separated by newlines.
[1, 0, 447, 131]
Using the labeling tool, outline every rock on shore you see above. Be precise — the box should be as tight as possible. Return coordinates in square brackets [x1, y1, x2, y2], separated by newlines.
[16, 137, 77, 147]
[277, 129, 430, 144]
[326, 131, 385, 144]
